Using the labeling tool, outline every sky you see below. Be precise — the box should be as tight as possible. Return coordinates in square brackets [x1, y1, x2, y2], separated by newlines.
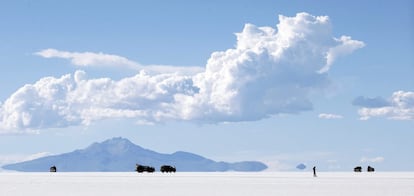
[0, 0, 413, 171]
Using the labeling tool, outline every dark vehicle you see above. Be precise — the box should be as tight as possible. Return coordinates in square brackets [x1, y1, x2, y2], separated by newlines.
[367, 166, 375, 172]
[354, 166, 362, 172]
[50, 165, 57, 172]
[135, 164, 155, 173]
[160, 165, 176, 173]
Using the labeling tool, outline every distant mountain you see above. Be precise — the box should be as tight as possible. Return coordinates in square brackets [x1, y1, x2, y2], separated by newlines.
[2, 137, 267, 172]
[296, 163, 306, 170]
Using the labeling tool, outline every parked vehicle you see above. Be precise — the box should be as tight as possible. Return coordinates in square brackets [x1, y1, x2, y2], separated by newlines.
[367, 166, 375, 172]
[160, 165, 176, 173]
[50, 165, 57, 172]
[135, 164, 155, 173]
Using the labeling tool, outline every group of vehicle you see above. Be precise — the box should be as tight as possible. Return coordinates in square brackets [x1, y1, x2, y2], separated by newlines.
[354, 166, 375, 172]
[135, 164, 176, 173]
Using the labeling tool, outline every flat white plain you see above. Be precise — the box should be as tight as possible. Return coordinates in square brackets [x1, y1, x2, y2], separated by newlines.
[0, 172, 413, 196]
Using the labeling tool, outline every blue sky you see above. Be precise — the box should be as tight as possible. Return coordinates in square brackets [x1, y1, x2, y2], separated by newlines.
[0, 0, 413, 171]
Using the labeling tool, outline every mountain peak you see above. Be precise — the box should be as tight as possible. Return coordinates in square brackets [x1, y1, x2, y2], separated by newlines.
[85, 137, 138, 156]
[102, 137, 134, 145]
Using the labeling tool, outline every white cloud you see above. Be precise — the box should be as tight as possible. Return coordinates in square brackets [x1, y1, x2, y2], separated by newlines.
[0, 70, 199, 131]
[318, 113, 344, 119]
[35, 49, 139, 68]
[321, 36, 365, 73]
[357, 91, 414, 120]
[1, 12, 364, 133]
[35, 48, 204, 75]
[360, 156, 385, 163]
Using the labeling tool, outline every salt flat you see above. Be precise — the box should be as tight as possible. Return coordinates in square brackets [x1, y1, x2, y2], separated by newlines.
[0, 172, 413, 196]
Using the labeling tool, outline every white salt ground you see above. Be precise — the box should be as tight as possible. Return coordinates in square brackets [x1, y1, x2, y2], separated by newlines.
[0, 172, 413, 196]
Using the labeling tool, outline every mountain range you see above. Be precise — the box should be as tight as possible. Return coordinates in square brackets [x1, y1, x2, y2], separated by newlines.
[2, 137, 267, 172]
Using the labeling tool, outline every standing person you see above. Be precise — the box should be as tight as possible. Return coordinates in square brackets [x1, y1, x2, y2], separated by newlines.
[313, 166, 317, 177]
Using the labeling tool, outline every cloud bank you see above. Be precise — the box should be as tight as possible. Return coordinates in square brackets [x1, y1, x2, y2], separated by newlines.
[0, 12, 364, 133]
[356, 91, 414, 120]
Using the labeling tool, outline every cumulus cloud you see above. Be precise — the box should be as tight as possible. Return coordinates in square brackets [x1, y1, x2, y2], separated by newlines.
[318, 113, 344, 119]
[0, 12, 364, 133]
[356, 91, 414, 120]
[35, 48, 204, 75]
[0, 70, 199, 131]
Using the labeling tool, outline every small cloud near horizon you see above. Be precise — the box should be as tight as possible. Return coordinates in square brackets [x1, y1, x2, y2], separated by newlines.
[360, 156, 385, 163]
[318, 113, 344, 119]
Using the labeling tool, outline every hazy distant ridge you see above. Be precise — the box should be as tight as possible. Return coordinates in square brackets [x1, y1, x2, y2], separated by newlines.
[2, 137, 267, 172]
